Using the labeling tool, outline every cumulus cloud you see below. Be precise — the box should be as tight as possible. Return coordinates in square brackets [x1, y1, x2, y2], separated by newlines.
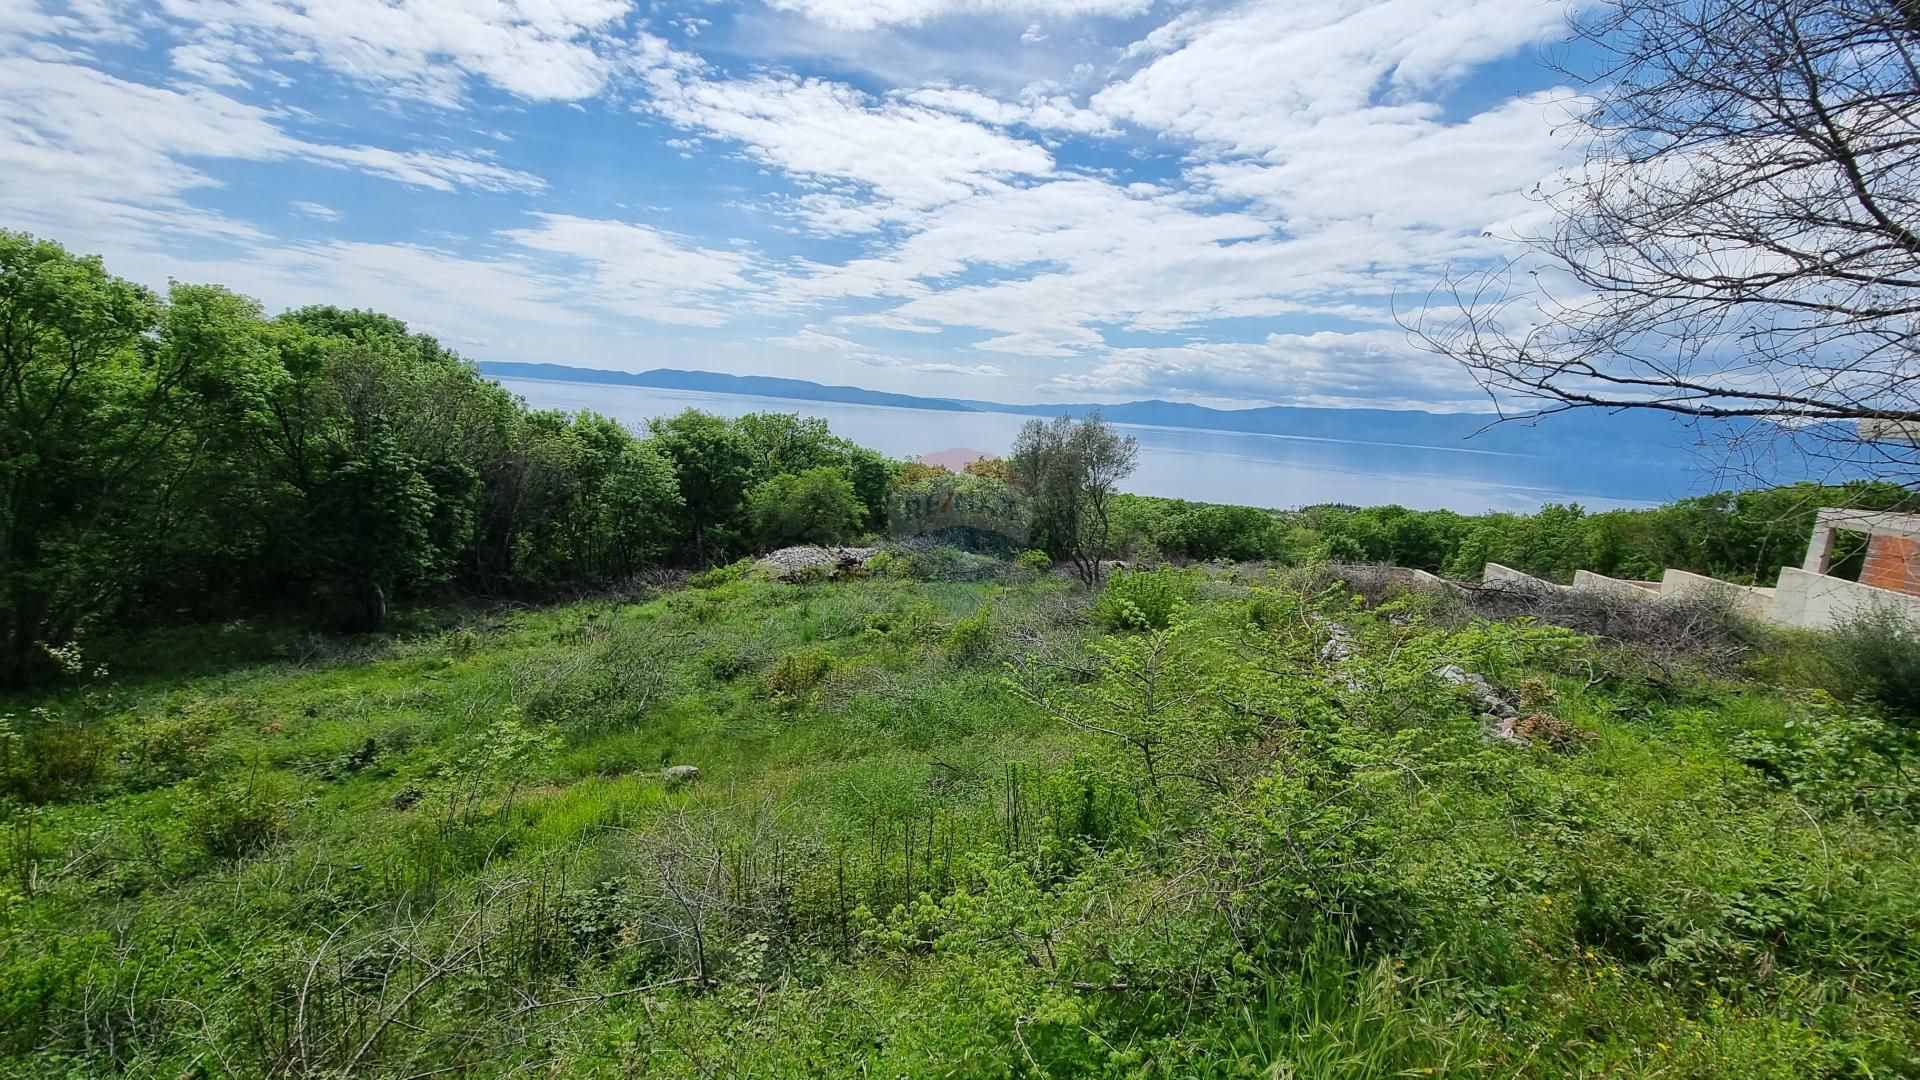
[152, 0, 636, 104]
[0, 56, 543, 250]
[501, 213, 762, 326]
[635, 65, 1057, 232]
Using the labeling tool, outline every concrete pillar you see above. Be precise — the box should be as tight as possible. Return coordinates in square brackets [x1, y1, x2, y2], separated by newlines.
[1802, 521, 1838, 574]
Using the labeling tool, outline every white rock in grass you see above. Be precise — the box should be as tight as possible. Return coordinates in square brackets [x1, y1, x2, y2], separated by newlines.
[663, 764, 701, 783]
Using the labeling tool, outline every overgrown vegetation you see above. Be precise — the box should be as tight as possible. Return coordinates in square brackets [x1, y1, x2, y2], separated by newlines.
[3, 559, 1915, 1077]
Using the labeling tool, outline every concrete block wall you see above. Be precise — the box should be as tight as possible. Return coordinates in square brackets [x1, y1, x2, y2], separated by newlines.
[1772, 567, 1920, 630]
[1481, 563, 1562, 591]
[1572, 569, 1660, 600]
[1861, 534, 1920, 596]
[1659, 568, 1777, 620]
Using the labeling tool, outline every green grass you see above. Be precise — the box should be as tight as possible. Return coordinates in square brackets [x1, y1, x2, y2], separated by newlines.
[1, 569, 1915, 1077]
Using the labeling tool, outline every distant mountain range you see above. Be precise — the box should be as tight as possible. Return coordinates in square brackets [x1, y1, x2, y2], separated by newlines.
[475, 361, 1749, 464]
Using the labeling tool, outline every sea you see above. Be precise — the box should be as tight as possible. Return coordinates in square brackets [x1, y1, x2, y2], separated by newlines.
[498, 377, 1750, 514]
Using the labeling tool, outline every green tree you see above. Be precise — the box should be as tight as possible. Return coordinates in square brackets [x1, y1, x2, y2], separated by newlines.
[748, 466, 867, 548]
[1011, 412, 1138, 586]
[649, 410, 754, 564]
[732, 412, 839, 476]
[0, 231, 168, 683]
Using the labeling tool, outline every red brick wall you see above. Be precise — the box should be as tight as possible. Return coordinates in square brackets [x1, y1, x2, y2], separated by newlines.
[1861, 534, 1920, 596]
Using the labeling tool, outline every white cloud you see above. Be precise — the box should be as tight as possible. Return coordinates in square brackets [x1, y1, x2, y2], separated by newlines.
[169, 40, 258, 86]
[769, 324, 1007, 375]
[0, 57, 543, 249]
[501, 213, 761, 326]
[901, 85, 1115, 135]
[1191, 91, 1576, 233]
[639, 68, 1055, 227]
[733, 0, 1580, 397]
[1092, 0, 1569, 153]
[291, 200, 342, 222]
[2, 0, 1591, 411]
[761, 0, 1150, 32]
[153, 0, 636, 104]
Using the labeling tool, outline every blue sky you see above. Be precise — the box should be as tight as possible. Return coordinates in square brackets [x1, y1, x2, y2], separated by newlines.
[1, 0, 1582, 409]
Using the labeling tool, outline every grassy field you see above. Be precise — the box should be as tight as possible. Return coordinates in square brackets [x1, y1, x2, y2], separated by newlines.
[2, 563, 1916, 1078]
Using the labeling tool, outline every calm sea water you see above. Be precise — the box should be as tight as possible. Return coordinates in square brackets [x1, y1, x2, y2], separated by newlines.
[499, 377, 1715, 514]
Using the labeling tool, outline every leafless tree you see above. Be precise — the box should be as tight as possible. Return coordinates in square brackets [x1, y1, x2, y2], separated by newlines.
[1409, 0, 1920, 481]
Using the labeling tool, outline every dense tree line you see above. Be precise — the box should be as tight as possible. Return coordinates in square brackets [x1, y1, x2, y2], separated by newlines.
[1107, 482, 1916, 586]
[0, 232, 896, 685]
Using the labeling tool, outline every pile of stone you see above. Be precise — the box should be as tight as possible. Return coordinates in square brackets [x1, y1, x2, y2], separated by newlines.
[755, 545, 878, 581]
[1436, 663, 1523, 743]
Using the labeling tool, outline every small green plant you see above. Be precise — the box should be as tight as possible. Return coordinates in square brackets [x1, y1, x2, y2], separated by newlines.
[186, 774, 290, 859]
[1093, 567, 1196, 631]
[689, 558, 759, 589]
[943, 602, 996, 665]
[1014, 549, 1052, 572]
[863, 551, 908, 577]
[1817, 605, 1920, 724]
[763, 646, 834, 701]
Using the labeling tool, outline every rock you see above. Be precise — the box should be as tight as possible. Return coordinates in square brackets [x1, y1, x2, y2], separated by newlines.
[1317, 624, 1355, 664]
[1441, 664, 1523, 743]
[663, 764, 700, 783]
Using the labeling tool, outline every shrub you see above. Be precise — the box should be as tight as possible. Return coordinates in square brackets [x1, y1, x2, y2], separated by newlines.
[6, 715, 114, 804]
[689, 558, 758, 588]
[764, 647, 834, 701]
[943, 602, 997, 665]
[863, 551, 909, 577]
[186, 775, 290, 859]
[1817, 605, 1920, 724]
[1733, 692, 1919, 820]
[1014, 549, 1052, 572]
[1093, 568, 1196, 631]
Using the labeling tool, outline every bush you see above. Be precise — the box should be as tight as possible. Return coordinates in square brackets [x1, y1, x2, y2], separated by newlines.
[863, 551, 910, 578]
[763, 647, 834, 701]
[1818, 605, 1920, 724]
[943, 602, 997, 664]
[1093, 568, 1196, 631]
[186, 776, 290, 859]
[5, 715, 114, 804]
[1014, 549, 1052, 572]
[1732, 692, 1918, 821]
[689, 558, 758, 588]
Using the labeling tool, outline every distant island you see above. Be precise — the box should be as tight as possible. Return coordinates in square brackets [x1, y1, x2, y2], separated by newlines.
[477, 361, 1750, 464]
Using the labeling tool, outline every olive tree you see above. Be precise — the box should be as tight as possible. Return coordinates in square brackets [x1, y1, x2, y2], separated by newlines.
[1011, 412, 1139, 585]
